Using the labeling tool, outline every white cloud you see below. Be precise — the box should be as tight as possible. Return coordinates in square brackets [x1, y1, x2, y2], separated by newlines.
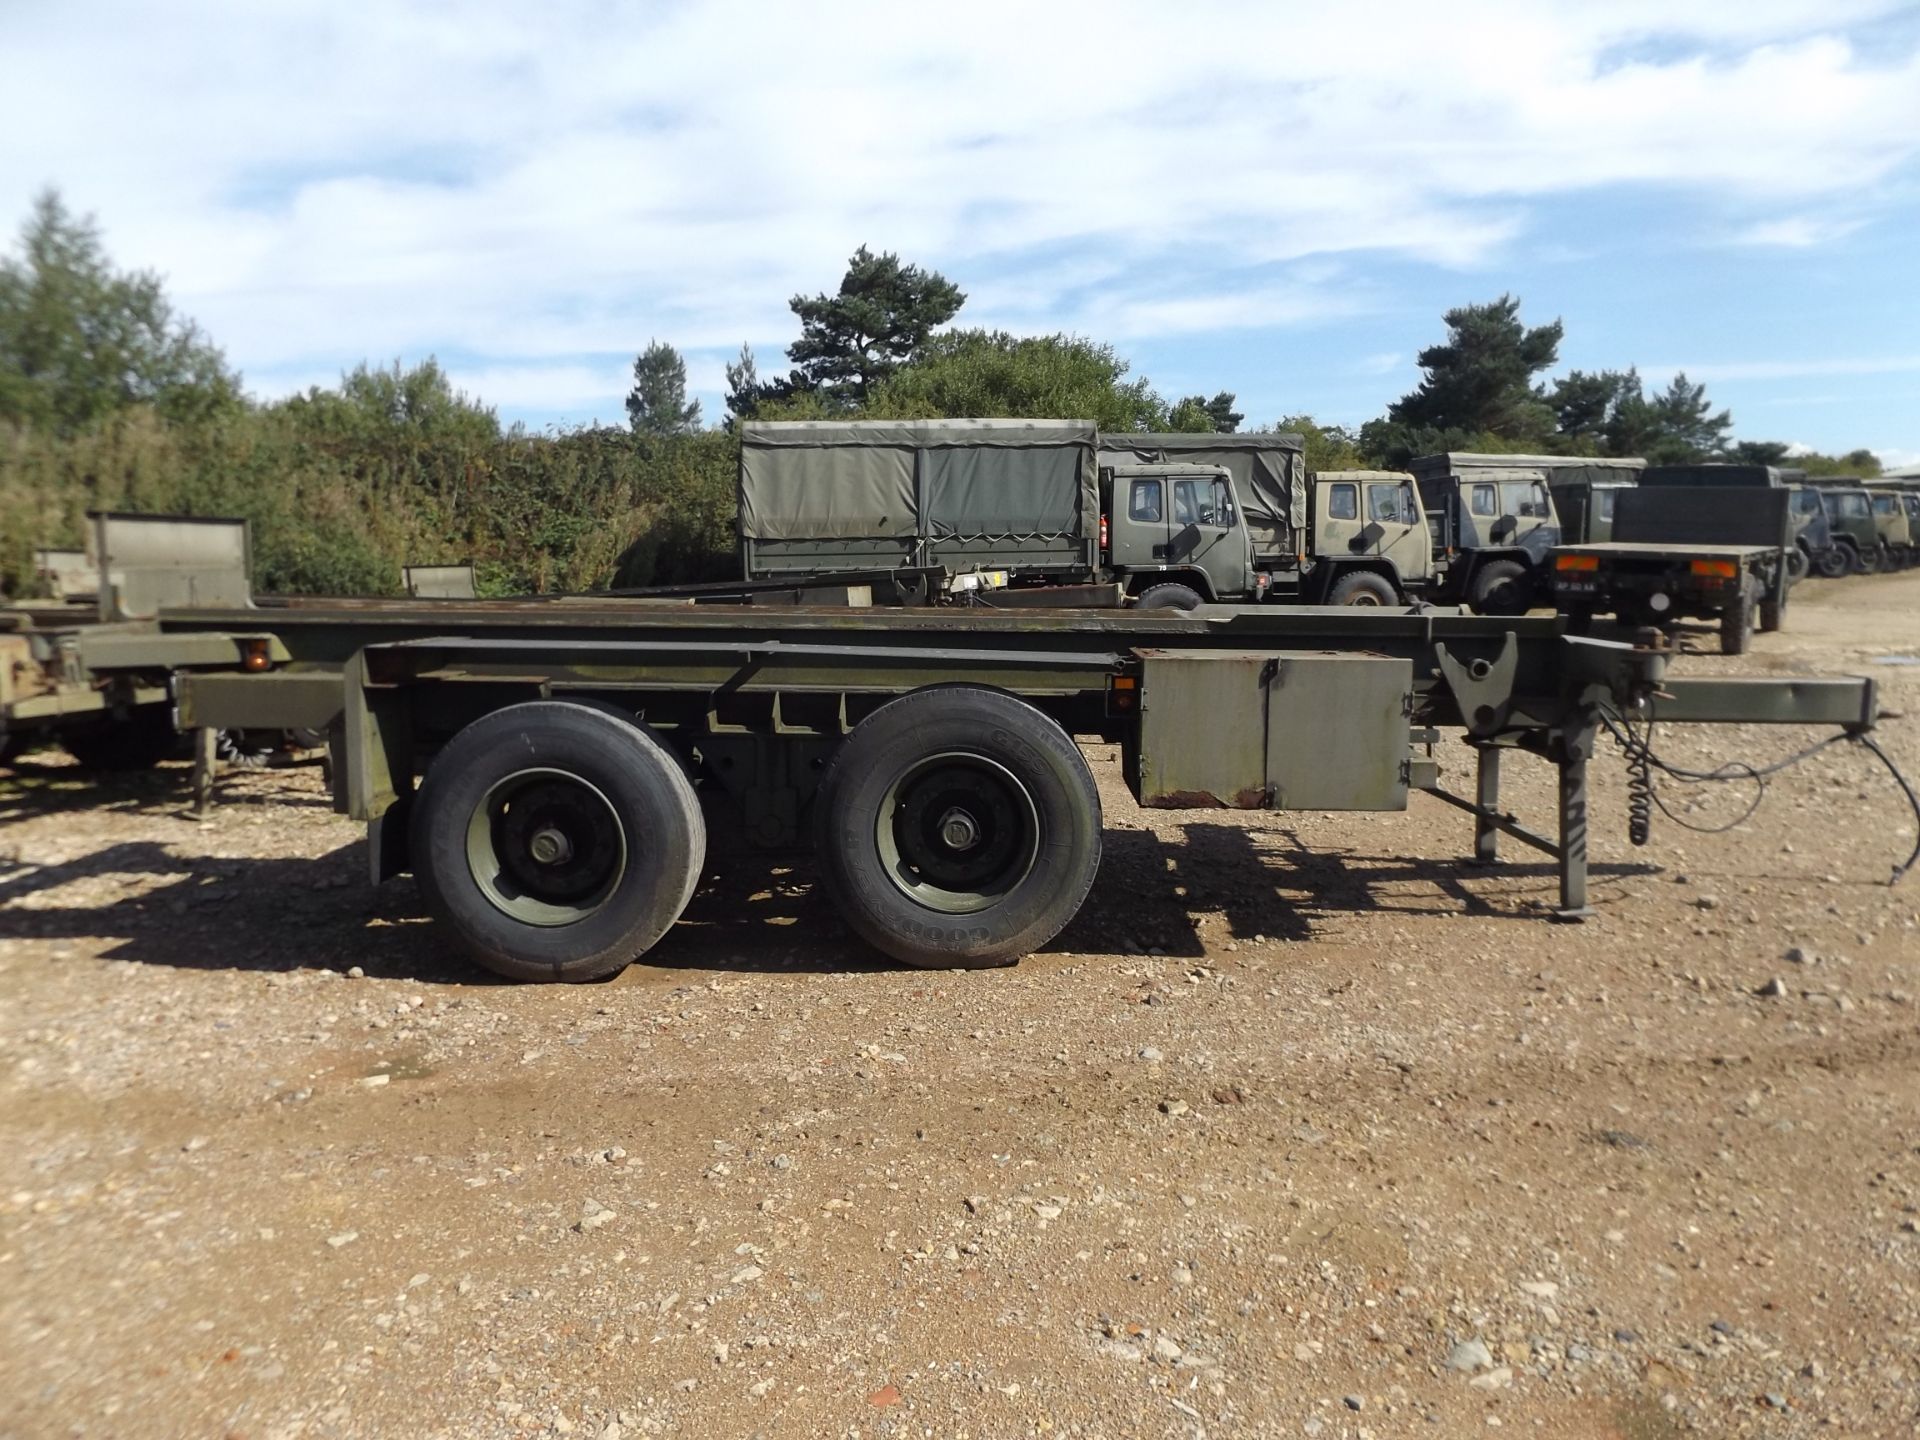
[1731, 215, 1869, 247]
[2, 0, 1917, 417]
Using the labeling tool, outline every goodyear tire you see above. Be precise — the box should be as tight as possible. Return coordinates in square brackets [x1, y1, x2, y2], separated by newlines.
[816, 687, 1102, 969]
[1468, 560, 1530, 616]
[410, 701, 704, 982]
[1134, 582, 1204, 611]
[1327, 571, 1397, 606]
[1720, 587, 1755, 656]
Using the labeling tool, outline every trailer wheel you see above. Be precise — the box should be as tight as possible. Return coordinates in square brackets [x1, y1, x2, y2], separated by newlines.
[1134, 582, 1204, 611]
[1720, 588, 1755, 656]
[410, 702, 705, 983]
[61, 711, 189, 771]
[817, 687, 1102, 969]
[1814, 546, 1850, 580]
[1468, 560, 1529, 616]
[1327, 572, 1397, 607]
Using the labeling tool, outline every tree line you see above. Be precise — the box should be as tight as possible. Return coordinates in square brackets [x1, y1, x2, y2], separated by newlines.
[0, 191, 1885, 598]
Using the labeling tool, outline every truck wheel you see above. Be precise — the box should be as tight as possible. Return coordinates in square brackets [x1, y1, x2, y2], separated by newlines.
[1785, 545, 1810, 583]
[1814, 546, 1851, 579]
[1327, 572, 1397, 607]
[1759, 595, 1785, 633]
[1134, 582, 1204, 611]
[1720, 588, 1755, 656]
[816, 686, 1102, 970]
[410, 701, 705, 983]
[61, 711, 189, 771]
[1468, 560, 1530, 616]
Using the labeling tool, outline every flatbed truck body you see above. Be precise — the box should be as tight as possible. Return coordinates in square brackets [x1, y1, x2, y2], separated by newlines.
[1549, 487, 1792, 654]
[130, 594, 1882, 982]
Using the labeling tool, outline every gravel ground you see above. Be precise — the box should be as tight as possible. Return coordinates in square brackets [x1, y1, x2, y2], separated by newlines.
[3, 573, 1919, 1440]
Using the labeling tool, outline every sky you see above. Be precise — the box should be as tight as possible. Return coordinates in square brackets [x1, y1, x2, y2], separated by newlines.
[4, 0, 1918, 465]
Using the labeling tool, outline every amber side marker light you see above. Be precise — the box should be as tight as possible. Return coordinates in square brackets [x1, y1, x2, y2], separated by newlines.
[1107, 673, 1139, 711]
[1688, 558, 1738, 579]
[1554, 554, 1599, 572]
[241, 639, 272, 671]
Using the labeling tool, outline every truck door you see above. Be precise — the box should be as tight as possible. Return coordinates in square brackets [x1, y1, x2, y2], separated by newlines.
[1169, 473, 1247, 599]
[1363, 477, 1427, 581]
[1494, 474, 1557, 558]
[1107, 474, 1169, 571]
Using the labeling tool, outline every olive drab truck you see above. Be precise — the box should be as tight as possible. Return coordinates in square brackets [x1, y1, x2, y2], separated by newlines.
[1099, 433, 1435, 606]
[1408, 453, 1570, 614]
[1806, 479, 1884, 574]
[1866, 485, 1916, 569]
[1543, 459, 1648, 546]
[1636, 463, 1837, 581]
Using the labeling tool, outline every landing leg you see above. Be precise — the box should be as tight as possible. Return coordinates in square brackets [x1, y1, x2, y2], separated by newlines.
[191, 726, 218, 819]
[1472, 744, 1502, 864]
[1554, 714, 1595, 920]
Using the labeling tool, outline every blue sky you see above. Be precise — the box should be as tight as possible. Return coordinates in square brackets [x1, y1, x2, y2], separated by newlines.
[5, 0, 1918, 464]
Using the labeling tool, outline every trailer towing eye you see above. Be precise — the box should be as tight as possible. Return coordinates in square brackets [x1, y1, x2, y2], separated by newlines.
[1436, 632, 1518, 737]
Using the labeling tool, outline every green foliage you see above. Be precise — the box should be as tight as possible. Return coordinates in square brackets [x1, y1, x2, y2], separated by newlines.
[851, 330, 1173, 430]
[1793, 447, 1883, 479]
[1728, 440, 1793, 466]
[786, 245, 966, 403]
[1170, 391, 1243, 433]
[722, 343, 760, 427]
[0, 190, 241, 434]
[1386, 294, 1561, 446]
[1275, 414, 1364, 471]
[625, 340, 701, 436]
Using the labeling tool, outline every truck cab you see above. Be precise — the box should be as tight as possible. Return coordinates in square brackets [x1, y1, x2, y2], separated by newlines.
[1309, 470, 1433, 604]
[1867, 487, 1915, 569]
[1807, 479, 1881, 573]
[1410, 453, 1573, 614]
[1103, 463, 1255, 607]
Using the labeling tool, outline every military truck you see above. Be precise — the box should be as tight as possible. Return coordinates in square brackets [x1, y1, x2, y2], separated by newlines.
[738, 421, 1438, 610]
[1549, 487, 1792, 654]
[1804, 479, 1883, 573]
[1634, 463, 1837, 581]
[1409, 454, 1644, 614]
[1101, 434, 1433, 605]
[1543, 459, 1647, 545]
[1867, 485, 1916, 569]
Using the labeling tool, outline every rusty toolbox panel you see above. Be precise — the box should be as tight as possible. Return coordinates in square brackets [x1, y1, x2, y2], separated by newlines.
[1135, 650, 1414, 811]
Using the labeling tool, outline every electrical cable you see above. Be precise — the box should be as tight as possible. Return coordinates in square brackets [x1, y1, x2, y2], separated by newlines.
[1597, 701, 1919, 885]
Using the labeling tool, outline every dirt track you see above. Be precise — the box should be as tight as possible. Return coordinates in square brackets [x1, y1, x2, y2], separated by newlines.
[3, 574, 1919, 1440]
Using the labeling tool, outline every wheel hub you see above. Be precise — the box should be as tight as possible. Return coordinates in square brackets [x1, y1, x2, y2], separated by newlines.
[877, 754, 1040, 914]
[467, 769, 627, 927]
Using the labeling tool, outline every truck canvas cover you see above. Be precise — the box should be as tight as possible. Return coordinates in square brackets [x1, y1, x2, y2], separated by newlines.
[1099, 433, 1306, 562]
[739, 420, 1098, 577]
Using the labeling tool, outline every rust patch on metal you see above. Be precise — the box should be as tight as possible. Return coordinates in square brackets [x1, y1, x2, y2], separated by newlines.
[1142, 786, 1270, 810]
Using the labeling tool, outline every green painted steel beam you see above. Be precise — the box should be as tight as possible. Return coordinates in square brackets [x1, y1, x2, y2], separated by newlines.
[1651, 676, 1876, 728]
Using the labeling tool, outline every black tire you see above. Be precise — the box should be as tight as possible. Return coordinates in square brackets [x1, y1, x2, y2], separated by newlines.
[1327, 571, 1397, 607]
[816, 686, 1102, 970]
[410, 701, 705, 983]
[1720, 587, 1755, 656]
[1134, 582, 1204, 611]
[1785, 544, 1810, 583]
[1468, 559, 1530, 616]
[61, 710, 189, 771]
[1758, 593, 1785, 633]
[1814, 545, 1851, 580]
[1862, 544, 1887, 575]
